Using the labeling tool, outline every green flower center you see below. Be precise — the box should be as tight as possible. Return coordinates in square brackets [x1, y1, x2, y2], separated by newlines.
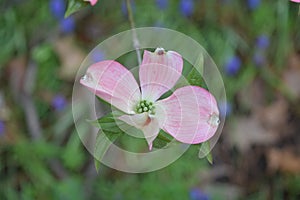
[136, 100, 155, 115]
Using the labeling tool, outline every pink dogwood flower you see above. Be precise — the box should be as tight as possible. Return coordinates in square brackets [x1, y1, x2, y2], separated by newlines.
[291, 0, 300, 3]
[84, 0, 98, 6]
[80, 48, 220, 150]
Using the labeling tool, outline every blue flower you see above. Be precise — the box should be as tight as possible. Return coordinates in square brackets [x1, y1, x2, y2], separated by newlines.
[224, 55, 241, 76]
[156, 0, 168, 10]
[0, 120, 5, 136]
[180, 0, 194, 17]
[218, 101, 232, 117]
[50, 0, 66, 20]
[189, 188, 210, 200]
[247, 0, 261, 10]
[256, 35, 269, 50]
[60, 17, 75, 34]
[52, 95, 67, 111]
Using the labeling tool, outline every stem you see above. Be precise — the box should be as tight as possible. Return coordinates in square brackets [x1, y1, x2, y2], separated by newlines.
[126, 0, 142, 65]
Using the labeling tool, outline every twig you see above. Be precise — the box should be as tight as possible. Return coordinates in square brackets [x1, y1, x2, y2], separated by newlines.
[16, 60, 68, 179]
[126, 0, 142, 65]
[21, 61, 42, 140]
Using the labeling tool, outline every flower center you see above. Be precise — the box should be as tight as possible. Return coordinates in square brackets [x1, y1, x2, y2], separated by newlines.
[136, 100, 155, 115]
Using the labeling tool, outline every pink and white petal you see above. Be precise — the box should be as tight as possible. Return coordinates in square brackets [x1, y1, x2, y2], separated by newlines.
[140, 48, 183, 101]
[118, 113, 149, 129]
[84, 0, 98, 6]
[80, 60, 140, 114]
[141, 117, 160, 150]
[119, 113, 160, 150]
[156, 86, 220, 144]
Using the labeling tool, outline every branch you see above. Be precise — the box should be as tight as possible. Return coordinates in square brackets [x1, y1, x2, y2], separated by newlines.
[14, 59, 68, 179]
[126, 0, 142, 65]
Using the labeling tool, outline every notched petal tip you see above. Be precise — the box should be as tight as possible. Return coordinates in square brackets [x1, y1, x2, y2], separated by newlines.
[155, 47, 166, 55]
[148, 142, 153, 151]
[81, 72, 93, 82]
[207, 113, 220, 127]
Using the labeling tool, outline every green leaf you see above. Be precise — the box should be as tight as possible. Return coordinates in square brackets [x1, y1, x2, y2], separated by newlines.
[92, 112, 140, 172]
[198, 141, 213, 164]
[65, 0, 89, 18]
[87, 112, 132, 134]
[186, 53, 204, 87]
[152, 130, 173, 149]
[92, 113, 125, 172]
[205, 151, 213, 165]
[94, 130, 121, 173]
[194, 52, 204, 75]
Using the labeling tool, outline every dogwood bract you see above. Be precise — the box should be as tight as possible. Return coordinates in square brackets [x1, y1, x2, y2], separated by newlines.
[80, 48, 220, 150]
[84, 0, 98, 6]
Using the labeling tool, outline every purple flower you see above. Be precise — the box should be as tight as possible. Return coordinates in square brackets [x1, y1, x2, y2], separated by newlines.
[0, 120, 5, 136]
[50, 0, 66, 20]
[180, 0, 194, 17]
[60, 17, 75, 34]
[224, 55, 241, 76]
[256, 35, 269, 50]
[218, 101, 232, 117]
[247, 0, 261, 10]
[189, 188, 210, 200]
[52, 95, 67, 111]
[253, 52, 266, 67]
[156, 0, 168, 10]
[91, 49, 105, 63]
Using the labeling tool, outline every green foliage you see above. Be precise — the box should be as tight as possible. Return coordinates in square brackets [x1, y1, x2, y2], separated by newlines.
[0, 0, 52, 65]
[1, 0, 300, 199]
[199, 141, 213, 164]
[92, 145, 208, 200]
[152, 130, 173, 149]
[94, 130, 121, 172]
[61, 133, 85, 170]
[90, 112, 126, 172]
[65, 0, 89, 17]
[186, 53, 204, 87]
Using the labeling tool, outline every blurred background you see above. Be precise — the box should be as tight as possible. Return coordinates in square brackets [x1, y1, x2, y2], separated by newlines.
[1, 0, 300, 199]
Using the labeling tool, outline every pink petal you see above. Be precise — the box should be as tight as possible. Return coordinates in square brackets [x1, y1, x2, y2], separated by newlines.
[140, 48, 183, 101]
[80, 60, 140, 114]
[156, 86, 220, 144]
[119, 114, 160, 150]
[290, 0, 300, 3]
[84, 0, 98, 6]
